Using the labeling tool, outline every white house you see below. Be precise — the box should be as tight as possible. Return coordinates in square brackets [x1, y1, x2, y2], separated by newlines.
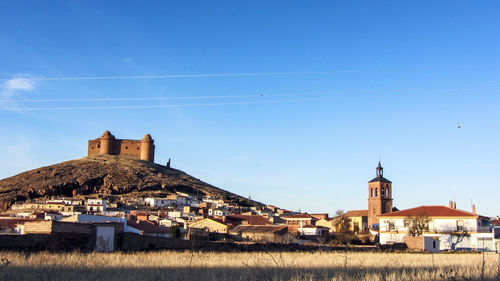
[86, 199, 107, 213]
[490, 218, 500, 252]
[208, 208, 230, 217]
[145, 197, 172, 208]
[44, 212, 62, 221]
[378, 205, 494, 251]
[167, 210, 183, 219]
[47, 199, 84, 206]
[299, 225, 329, 236]
[159, 218, 177, 227]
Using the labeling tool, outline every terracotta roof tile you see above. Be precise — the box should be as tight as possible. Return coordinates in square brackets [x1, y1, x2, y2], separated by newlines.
[225, 215, 271, 226]
[229, 225, 287, 234]
[378, 206, 477, 218]
[344, 210, 368, 217]
[287, 214, 313, 219]
[127, 219, 170, 234]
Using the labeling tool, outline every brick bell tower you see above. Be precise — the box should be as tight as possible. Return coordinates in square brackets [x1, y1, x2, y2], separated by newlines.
[367, 161, 393, 229]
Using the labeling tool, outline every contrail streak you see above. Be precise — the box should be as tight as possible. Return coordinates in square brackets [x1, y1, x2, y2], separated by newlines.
[0, 99, 323, 111]
[0, 94, 297, 103]
[0, 72, 326, 81]
[1, 66, 499, 81]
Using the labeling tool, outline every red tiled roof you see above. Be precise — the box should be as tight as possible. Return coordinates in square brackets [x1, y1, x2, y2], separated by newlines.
[378, 206, 477, 218]
[302, 224, 318, 228]
[344, 210, 368, 217]
[310, 213, 329, 219]
[301, 225, 329, 229]
[491, 219, 500, 226]
[225, 215, 271, 226]
[287, 214, 313, 219]
[201, 217, 229, 226]
[127, 220, 170, 234]
[230, 225, 287, 234]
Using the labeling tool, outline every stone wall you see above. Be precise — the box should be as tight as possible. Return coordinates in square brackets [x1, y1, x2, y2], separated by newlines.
[403, 236, 425, 250]
[87, 131, 155, 162]
[0, 233, 95, 251]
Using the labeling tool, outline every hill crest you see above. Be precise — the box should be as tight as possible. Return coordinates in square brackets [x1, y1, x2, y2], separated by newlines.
[0, 155, 260, 210]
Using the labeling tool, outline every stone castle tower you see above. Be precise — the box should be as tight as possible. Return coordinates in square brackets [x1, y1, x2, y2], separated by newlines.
[367, 161, 393, 228]
[87, 131, 155, 162]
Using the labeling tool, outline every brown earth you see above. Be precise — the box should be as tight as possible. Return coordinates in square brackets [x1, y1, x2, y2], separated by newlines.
[0, 155, 259, 210]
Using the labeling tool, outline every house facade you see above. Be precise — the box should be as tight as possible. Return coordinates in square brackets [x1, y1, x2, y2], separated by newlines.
[344, 210, 369, 233]
[229, 225, 288, 242]
[285, 214, 316, 233]
[86, 199, 107, 213]
[188, 218, 229, 233]
[378, 205, 494, 251]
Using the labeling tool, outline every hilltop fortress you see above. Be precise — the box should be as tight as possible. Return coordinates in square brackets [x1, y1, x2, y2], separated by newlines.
[88, 131, 155, 162]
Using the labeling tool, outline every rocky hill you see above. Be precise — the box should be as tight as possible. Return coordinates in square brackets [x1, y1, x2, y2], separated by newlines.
[0, 155, 260, 210]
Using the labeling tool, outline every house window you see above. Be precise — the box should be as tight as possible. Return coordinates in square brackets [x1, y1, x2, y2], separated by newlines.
[404, 220, 410, 228]
[388, 221, 395, 231]
[457, 220, 464, 231]
[433, 241, 436, 248]
[375, 189, 378, 197]
[381, 188, 385, 198]
[371, 188, 373, 197]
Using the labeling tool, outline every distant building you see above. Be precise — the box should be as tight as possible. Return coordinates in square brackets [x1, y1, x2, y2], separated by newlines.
[315, 218, 336, 232]
[126, 220, 171, 238]
[378, 205, 494, 251]
[224, 215, 271, 226]
[299, 225, 329, 236]
[188, 218, 229, 234]
[88, 131, 155, 162]
[368, 161, 393, 229]
[86, 199, 107, 213]
[343, 210, 368, 233]
[145, 197, 172, 208]
[229, 225, 288, 242]
[310, 213, 329, 220]
[285, 214, 317, 233]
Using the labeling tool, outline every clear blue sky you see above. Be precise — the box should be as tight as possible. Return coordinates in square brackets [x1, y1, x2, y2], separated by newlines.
[1, 1, 499, 216]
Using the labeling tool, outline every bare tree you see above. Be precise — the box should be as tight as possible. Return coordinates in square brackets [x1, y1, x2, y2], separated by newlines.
[334, 210, 355, 246]
[407, 212, 430, 236]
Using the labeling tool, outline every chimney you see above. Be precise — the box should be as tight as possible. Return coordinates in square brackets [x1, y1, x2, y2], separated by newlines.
[449, 201, 453, 208]
[472, 205, 476, 215]
[453, 201, 456, 209]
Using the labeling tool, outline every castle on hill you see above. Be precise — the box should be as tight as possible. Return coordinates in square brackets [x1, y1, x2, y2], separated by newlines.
[88, 131, 155, 163]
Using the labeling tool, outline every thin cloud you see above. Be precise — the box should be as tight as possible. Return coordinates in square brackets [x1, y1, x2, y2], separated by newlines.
[1, 76, 37, 98]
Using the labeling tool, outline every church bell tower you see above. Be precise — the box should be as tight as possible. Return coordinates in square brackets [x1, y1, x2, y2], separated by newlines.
[367, 161, 393, 229]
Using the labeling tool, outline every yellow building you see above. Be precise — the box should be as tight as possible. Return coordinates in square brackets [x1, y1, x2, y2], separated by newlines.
[315, 218, 337, 232]
[24, 202, 74, 213]
[343, 210, 368, 233]
[188, 218, 228, 233]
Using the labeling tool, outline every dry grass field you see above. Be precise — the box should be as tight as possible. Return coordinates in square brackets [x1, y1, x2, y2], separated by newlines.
[0, 250, 498, 281]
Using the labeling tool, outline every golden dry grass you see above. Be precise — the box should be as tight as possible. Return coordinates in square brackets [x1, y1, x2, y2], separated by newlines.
[0, 250, 498, 281]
